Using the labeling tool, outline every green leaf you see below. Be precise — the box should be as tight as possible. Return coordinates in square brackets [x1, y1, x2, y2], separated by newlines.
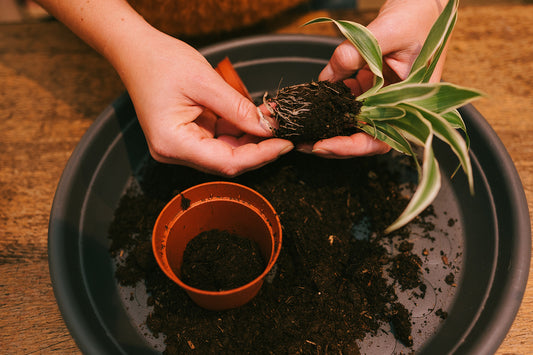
[385, 132, 441, 233]
[385, 120, 441, 233]
[404, 104, 474, 194]
[421, 12, 457, 83]
[360, 106, 406, 121]
[304, 17, 384, 97]
[357, 118, 415, 158]
[442, 108, 466, 130]
[403, 66, 428, 86]
[386, 109, 431, 148]
[407, 0, 459, 83]
[442, 109, 471, 178]
[363, 84, 438, 107]
[410, 83, 485, 114]
[442, 109, 470, 163]
[384, 109, 435, 176]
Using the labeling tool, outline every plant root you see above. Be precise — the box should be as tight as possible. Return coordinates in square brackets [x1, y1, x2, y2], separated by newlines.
[266, 81, 363, 144]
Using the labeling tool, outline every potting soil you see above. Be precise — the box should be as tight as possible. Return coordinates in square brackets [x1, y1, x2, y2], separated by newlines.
[109, 151, 458, 354]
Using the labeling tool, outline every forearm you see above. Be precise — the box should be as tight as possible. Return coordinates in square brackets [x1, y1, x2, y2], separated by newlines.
[35, 0, 155, 72]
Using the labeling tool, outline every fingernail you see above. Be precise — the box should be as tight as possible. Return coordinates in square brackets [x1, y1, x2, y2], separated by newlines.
[257, 107, 274, 134]
[296, 146, 313, 154]
[311, 148, 330, 155]
[319, 64, 334, 81]
[279, 144, 294, 156]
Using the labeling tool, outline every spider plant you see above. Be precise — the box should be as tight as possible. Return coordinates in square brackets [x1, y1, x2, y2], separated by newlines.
[303, 0, 483, 233]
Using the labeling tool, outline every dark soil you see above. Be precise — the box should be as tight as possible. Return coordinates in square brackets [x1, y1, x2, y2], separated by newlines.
[109, 151, 444, 354]
[388, 241, 423, 291]
[181, 229, 265, 291]
[267, 81, 363, 143]
[435, 308, 449, 320]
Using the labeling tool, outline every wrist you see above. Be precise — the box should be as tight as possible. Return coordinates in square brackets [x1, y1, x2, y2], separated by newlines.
[369, 0, 447, 50]
[377, 0, 447, 25]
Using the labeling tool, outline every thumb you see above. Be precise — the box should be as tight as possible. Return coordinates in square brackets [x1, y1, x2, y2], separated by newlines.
[319, 39, 367, 82]
[198, 75, 275, 137]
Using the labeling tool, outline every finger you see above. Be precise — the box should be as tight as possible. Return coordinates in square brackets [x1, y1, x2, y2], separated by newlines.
[319, 40, 367, 82]
[149, 122, 293, 176]
[382, 60, 404, 84]
[342, 68, 377, 97]
[308, 133, 391, 158]
[194, 109, 217, 135]
[185, 138, 294, 177]
[194, 74, 276, 138]
[216, 133, 262, 148]
[215, 118, 244, 137]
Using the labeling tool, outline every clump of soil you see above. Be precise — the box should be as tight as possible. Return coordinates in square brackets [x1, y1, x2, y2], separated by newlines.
[181, 229, 265, 291]
[388, 241, 423, 291]
[266, 81, 363, 143]
[444, 272, 456, 286]
[436, 308, 449, 320]
[389, 303, 413, 347]
[109, 151, 445, 354]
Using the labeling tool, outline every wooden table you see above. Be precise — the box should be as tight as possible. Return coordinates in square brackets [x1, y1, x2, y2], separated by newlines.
[1, 4, 532, 354]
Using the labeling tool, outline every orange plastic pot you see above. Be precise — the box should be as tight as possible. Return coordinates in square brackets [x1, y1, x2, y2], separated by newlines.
[152, 181, 282, 311]
[215, 57, 253, 101]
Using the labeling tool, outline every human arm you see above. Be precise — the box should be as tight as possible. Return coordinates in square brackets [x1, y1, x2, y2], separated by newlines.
[35, 0, 293, 176]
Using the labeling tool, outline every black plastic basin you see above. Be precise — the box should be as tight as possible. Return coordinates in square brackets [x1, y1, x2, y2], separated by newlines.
[48, 34, 530, 355]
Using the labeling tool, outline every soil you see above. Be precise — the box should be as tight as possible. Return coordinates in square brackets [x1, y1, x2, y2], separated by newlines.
[267, 81, 363, 143]
[109, 151, 447, 354]
[181, 229, 265, 291]
[388, 241, 423, 291]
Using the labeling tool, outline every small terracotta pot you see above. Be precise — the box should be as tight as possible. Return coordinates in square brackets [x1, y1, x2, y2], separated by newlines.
[152, 181, 282, 311]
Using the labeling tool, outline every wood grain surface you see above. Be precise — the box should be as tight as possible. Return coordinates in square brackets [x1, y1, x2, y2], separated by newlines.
[1, 4, 532, 354]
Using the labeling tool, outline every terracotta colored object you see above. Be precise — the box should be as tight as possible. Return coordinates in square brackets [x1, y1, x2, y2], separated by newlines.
[152, 181, 282, 311]
[215, 57, 253, 101]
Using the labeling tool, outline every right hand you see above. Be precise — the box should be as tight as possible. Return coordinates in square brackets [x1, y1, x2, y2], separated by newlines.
[310, 0, 448, 159]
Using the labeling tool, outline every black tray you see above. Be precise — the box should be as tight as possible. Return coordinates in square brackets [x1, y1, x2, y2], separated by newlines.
[48, 34, 530, 354]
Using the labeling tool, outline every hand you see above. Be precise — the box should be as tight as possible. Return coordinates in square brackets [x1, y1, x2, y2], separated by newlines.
[117, 31, 293, 176]
[35, 0, 293, 177]
[307, 0, 447, 159]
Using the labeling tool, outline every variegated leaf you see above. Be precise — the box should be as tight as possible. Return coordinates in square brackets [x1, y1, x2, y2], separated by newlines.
[408, 0, 459, 82]
[363, 84, 438, 107]
[385, 122, 441, 233]
[360, 106, 406, 120]
[404, 104, 474, 194]
[410, 83, 484, 114]
[304, 17, 384, 98]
